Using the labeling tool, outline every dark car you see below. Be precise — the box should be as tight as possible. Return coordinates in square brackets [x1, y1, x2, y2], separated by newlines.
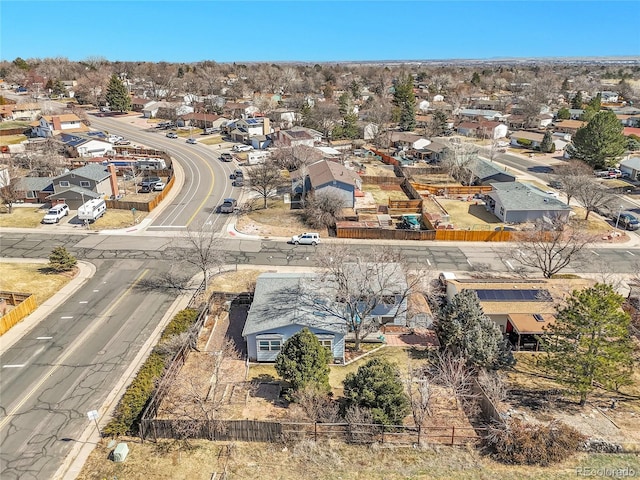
[229, 169, 244, 180]
[618, 213, 640, 231]
[140, 176, 161, 191]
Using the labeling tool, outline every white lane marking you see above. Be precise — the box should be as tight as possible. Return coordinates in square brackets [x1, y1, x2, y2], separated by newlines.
[36, 337, 53, 340]
[61, 316, 73, 319]
[426, 259, 431, 266]
[2, 364, 25, 368]
[467, 259, 472, 266]
[93, 290, 99, 292]
[79, 301, 88, 304]
[591, 251, 599, 256]
[627, 251, 636, 256]
[150, 225, 186, 228]
[505, 260, 514, 270]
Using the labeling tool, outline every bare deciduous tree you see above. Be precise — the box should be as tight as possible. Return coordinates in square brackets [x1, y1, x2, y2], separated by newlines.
[172, 221, 226, 292]
[441, 139, 479, 186]
[428, 351, 476, 408]
[292, 385, 340, 423]
[553, 160, 593, 205]
[309, 245, 427, 350]
[406, 366, 433, 426]
[248, 160, 284, 209]
[302, 190, 346, 229]
[574, 179, 612, 220]
[512, 216, 592, 279]
[477, 369, 507, 405]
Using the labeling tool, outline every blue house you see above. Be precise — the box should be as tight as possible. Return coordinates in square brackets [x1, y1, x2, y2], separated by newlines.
[242, 273, 347, 362]
[291, 159, 361, 208]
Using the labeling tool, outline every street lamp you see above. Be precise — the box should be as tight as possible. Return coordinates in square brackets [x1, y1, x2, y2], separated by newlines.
[615, 206, 624, 229]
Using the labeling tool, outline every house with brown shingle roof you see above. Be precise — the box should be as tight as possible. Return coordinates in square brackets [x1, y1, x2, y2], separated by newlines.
[554, 119, 585, 135]
[30, 113, 88, 137]
[291, 159, 362, 208]
[11, 103, 41, 121]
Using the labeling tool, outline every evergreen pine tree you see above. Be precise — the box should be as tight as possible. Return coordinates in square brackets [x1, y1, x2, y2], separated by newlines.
[571, 110, 626, 168]
[105, 74, 131, 112]
[393, 75, 416, 132]
[540, 131, 555, 153]
[275, 328, 331, 393]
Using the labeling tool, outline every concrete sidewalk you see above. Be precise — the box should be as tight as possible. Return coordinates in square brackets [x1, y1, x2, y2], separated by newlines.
[0, 259, 96, 356]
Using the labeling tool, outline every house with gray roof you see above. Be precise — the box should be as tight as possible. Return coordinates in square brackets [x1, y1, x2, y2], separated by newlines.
[468, 157, 516, 185]
[15, 176, 54, 203]
[485, 182, 571, 223]
[242, 273, 347, 362]
[47, 163, 117, 208]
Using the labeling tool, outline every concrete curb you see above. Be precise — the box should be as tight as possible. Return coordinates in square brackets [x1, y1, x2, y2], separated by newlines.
[0, 260, 96, 356]
[55, 276, 201, 480]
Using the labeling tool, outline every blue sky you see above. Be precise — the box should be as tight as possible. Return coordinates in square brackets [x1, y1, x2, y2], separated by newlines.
[1, 1, 639, 63]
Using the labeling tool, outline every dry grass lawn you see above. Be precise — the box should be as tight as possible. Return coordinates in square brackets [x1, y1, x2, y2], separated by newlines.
[437, 199, 504, 229]
[362, 184, 408, 204]
[0, 262, 75, 305]
[86, 209, 149, 230]
[199, 135, 224, 145]
[77, 437, 640, 480]
[0, 134, 27, 145]
[207, 269, 262, 294]
[0, 207, 48, 228]
[235, 200, 308, 237]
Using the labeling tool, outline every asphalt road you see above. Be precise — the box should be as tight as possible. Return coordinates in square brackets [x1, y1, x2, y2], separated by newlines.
[0, 259, 181, 480]
[89, 115, 240, 230]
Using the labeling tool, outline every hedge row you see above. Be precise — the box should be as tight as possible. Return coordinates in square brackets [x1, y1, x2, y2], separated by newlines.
[102, 308, 201, 437]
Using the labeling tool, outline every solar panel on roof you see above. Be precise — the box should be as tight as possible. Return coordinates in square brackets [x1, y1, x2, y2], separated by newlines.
[474, 289, 550, 302]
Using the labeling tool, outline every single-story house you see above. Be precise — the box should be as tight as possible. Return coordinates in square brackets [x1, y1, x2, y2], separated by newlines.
[623, 127, 640, 138]
[412, 139, 448, 163]
[131, 97, 155, 113]
[292, 159, 362, 208]
[275, 127, 318, 147]
[389, 132, 425, 149]
[457, 121, 507, 140]
[242, 272, 347, 362]
[444, 276, 595, 350]
[223, 102, 260, 119]
[457, 109, 507, 122]
[484, 181, 571, 223]
[468, 157, 516, 185]
[554, 119, 585, 135]
[30, 114, 88, 137]
[177, 112, 228, 129]
[620, 156, 640, 181]
[14, 176, 54, 203]
[510, 131, 544, 149]
[60, 132, 114, 158]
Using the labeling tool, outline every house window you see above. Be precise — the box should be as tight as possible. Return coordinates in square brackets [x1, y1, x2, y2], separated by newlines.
[319, 339, 333, 350]
[26, 191, 35, 198]
[258, 340, 281, 352]
[80, 181, 90, 188]
[499, 207, 504, 216]
[59, 181, 70, 187]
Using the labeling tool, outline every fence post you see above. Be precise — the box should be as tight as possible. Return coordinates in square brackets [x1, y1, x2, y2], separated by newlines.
[451, 426, 455, 446]
[314, 422, 317, 442]
[380, 424, 384, 444]
[417, 424, 421, 446]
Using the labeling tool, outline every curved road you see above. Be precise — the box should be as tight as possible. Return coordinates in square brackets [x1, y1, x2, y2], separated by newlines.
[90, 114, 239, 230]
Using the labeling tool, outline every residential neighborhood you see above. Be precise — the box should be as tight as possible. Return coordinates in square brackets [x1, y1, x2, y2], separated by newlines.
[1, 15, 640, 480]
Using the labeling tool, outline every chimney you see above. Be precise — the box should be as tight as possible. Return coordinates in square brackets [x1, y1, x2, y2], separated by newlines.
[108, 164, 119, 198]
[262, 117, 270, 135]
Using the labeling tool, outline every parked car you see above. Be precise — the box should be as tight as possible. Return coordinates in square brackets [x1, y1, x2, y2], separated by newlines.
[153, 182, 166, 191]
[290, 232, 320, 246]
[202, 127, 218, 134]
[548, 180, 564, 189]
[220, 153, 233, 162]
[219, 198, 237, 213]
[186, 138, 197, 144]
[233, 178, 244, 187]
[618, 213, 640, 231]
[232, 144, 253, 152]
[229, 169, 244, 180]
[140, 176, 161, 192]
[42, 203, 69, 224]
[166, 132, 178, 139]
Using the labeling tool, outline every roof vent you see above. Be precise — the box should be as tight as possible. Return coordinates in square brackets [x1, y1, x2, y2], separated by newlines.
[533, 314, 545, 322]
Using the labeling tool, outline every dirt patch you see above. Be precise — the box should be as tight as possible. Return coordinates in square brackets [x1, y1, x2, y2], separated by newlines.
[235, 204, 309, 238]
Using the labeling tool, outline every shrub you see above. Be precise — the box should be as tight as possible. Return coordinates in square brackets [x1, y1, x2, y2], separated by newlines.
[103, 308, 201, 436]
[516, 138, 533, 147]
[103, 351, 168, 436]
[275, 328, 331, 394]
[160, 308, 199, 341]
[485, 419, 586, 466]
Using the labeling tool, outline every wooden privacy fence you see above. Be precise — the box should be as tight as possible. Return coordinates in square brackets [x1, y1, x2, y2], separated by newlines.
[140, 418, 484, 447]
[411, 184, 493, 196]
[369, 148, 400, 167]
[359, 175, 403, 185]
[0, 291, 37, 336]
[335, 225, 522, 242]
[106, 174, 175, 212]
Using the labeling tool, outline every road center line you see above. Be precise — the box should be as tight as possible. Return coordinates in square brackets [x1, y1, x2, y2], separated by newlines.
[591, 251, 600, 256]
[61, 316, 73, 319]
[505, 260, 514, 270]
[0, 269, 149, 432]
[2, 364, 25, 368]
[627, 251, 636, 256]
[36, 336, 53, 340]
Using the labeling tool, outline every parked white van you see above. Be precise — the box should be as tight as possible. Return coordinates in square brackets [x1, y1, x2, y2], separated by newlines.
[42, 203, 70, 224]
[78, 198, 106, 223]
